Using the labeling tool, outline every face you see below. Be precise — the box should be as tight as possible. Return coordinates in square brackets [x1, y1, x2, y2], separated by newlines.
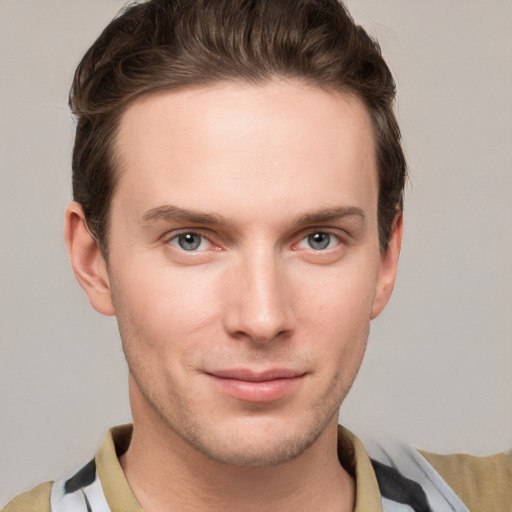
[72, 81, 401, 467]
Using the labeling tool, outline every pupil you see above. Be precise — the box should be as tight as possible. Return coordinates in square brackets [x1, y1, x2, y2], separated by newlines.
[179, 233, 201, 250]
[309, 232, 330, 250]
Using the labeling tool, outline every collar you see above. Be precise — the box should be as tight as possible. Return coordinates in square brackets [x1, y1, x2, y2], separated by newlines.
[95, 424, 383, 512]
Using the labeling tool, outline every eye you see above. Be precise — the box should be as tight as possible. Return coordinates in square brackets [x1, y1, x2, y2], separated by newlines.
[169, 232, 211, 251]
[297, 231, 340, 251]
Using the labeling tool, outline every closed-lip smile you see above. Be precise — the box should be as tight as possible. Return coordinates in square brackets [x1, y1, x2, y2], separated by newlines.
[205, 368, 306, 402]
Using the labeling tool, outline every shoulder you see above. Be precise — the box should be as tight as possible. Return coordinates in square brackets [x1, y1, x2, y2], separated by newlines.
[421, 449, 512, 510]
[2, 481, 53, 512]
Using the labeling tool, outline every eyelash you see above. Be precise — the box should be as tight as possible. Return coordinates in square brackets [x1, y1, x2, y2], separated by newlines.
[165, 229, 345, 253]
[166, 231, 215, 252]
[294, 231, 342, 251]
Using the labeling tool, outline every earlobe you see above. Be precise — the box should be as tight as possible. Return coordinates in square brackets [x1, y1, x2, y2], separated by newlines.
[370, 212, 403, 320]
[64, 201, 115, 316]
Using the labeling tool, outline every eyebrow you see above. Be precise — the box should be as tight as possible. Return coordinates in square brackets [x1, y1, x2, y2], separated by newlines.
[291, 206, 366, 228]
[140, 204, 365, 228]
[141, 205, 230, 226]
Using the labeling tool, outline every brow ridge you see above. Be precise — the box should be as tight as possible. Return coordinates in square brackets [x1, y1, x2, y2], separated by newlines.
[141, 205, 230, 226]
[292, 206, 366, 227]
[141, 204, 365, 228]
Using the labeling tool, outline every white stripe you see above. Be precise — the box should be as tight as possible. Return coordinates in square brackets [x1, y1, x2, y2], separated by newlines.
[365, 439, 469, 512]
[382, 497, 415, 512]
[50, 471, 111, 512]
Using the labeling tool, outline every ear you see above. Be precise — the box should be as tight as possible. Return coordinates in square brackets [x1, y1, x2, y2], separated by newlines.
[65, 201, 115, 316]
[370, 211, 403, 320]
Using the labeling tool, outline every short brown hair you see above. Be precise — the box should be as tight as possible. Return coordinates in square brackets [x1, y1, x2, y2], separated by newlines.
[70, 0, 406, 255]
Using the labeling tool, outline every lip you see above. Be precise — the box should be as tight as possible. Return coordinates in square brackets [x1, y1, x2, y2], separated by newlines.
[205, 368, 306, 402]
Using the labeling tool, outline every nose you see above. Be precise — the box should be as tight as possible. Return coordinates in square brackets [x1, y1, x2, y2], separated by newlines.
[223, 248, 295, 344]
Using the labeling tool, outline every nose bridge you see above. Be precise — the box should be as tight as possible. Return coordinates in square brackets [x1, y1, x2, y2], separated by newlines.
[225, 243, 294, 343]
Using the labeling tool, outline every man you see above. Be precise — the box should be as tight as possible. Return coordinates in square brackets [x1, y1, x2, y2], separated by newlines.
[3, 0, 511, 511]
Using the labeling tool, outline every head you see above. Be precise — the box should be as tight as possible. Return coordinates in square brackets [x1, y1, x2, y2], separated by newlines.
[70, 0, 406, 257]
[66, 0, 405, 469]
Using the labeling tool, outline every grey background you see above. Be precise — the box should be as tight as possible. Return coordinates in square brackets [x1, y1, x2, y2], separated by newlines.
[1, 0, 511, 505]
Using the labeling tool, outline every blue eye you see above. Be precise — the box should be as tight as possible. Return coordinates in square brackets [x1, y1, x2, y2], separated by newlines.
[295, 231, 340, 251]
[172, 232, 205, 251]
[307, 232, 332, 250]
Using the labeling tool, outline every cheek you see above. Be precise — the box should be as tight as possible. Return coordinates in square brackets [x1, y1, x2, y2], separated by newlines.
[110, 262, 222, 352]
[295, 260, 378, 361]
[298, 260, 379, 326]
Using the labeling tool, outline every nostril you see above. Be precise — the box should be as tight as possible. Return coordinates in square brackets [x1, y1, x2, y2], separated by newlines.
[224, 306, 295, 344]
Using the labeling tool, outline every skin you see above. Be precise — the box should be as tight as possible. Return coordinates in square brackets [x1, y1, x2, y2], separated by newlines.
[65, 80, 402, 512]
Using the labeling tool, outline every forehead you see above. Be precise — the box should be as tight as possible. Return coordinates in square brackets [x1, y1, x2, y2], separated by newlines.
[113, 81, 378, 221]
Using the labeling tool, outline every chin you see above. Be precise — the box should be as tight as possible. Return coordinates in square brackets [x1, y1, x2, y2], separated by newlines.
[174, 410, 337, 468]
[190, 432, 318, 468]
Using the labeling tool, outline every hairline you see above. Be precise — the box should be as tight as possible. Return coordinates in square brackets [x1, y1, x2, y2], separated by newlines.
[92, 78, 391, 260]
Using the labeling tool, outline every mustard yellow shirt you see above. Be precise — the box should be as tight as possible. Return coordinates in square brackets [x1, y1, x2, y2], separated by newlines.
[3, 425, 511, 511]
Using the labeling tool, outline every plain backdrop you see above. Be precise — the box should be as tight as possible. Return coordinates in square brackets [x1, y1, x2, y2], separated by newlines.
[1, 0, 511, 505]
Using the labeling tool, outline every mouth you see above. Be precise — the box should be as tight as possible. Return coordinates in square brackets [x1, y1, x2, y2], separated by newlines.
[204, 368, 306, 403]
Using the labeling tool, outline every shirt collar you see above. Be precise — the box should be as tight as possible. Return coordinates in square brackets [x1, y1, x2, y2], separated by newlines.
[96, 424, 383, 512]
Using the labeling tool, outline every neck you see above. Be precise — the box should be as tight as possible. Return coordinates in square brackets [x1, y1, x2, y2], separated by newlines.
[120, 387, 355, 512]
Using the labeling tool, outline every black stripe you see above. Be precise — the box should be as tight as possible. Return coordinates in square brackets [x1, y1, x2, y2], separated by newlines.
[64, 458, 97, 494]
[82, 490, 93, 512]
[370, 458, 433, 512]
